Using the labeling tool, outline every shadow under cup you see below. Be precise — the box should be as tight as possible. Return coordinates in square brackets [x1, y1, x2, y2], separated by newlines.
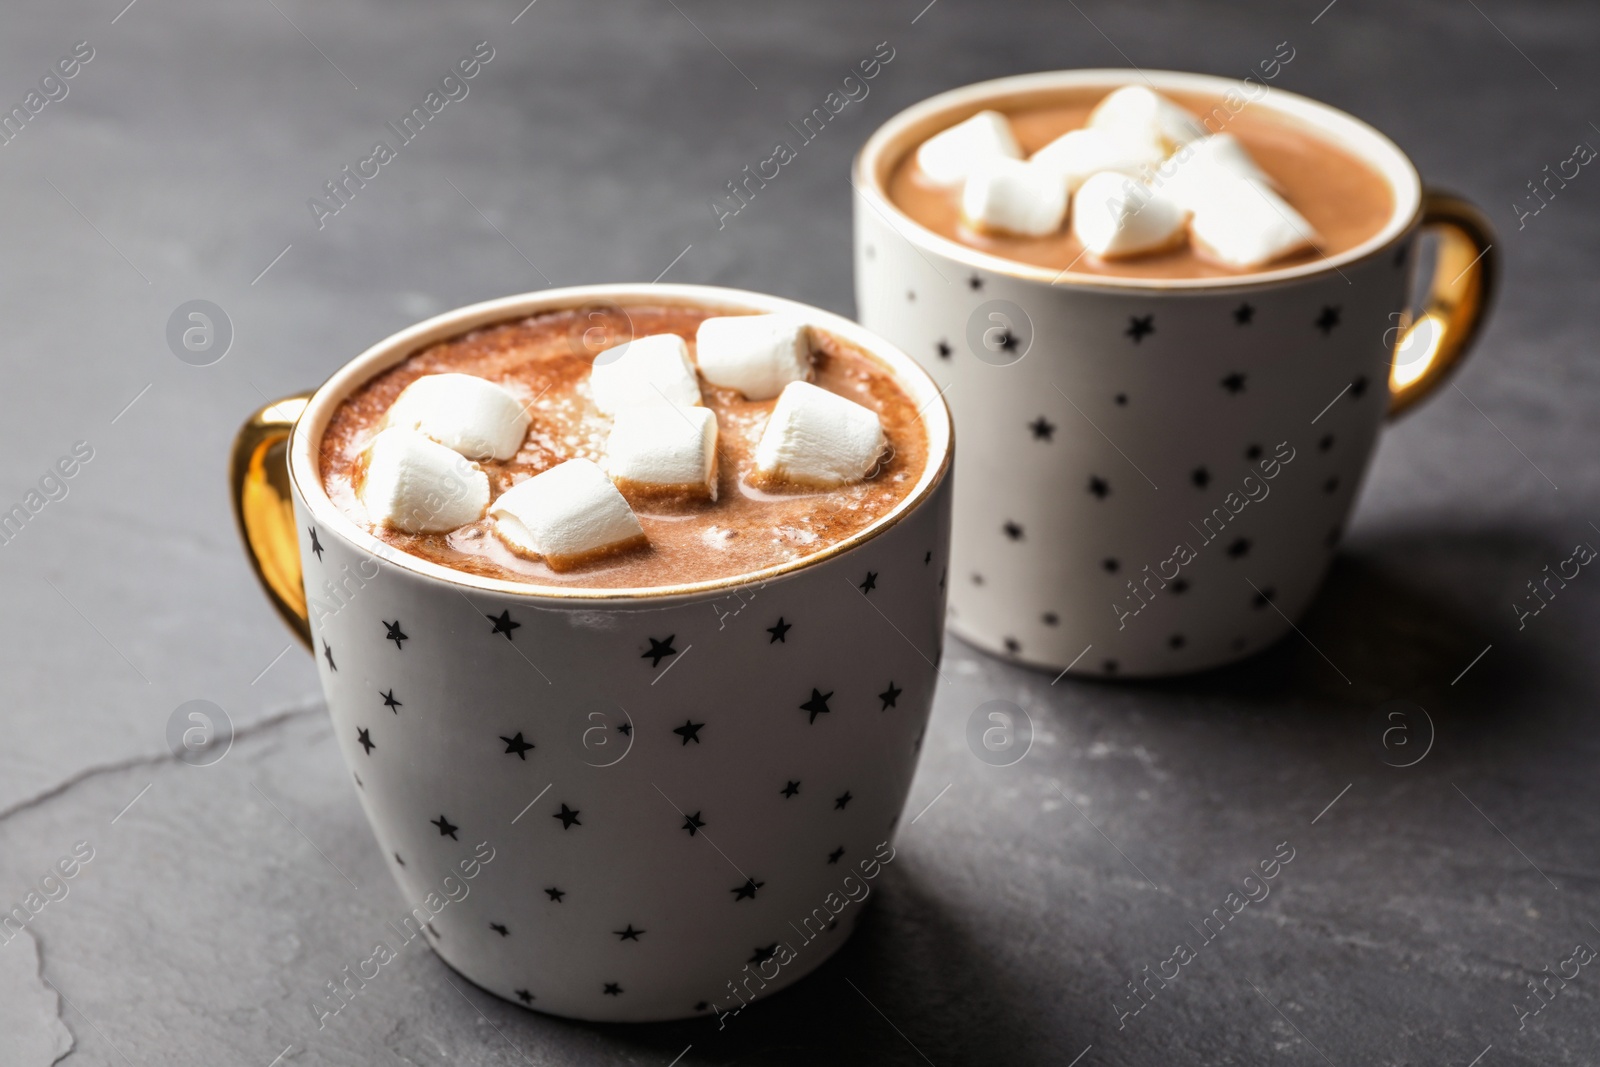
[852, 69, 1496, 678]
[234, 284, 953, 1022]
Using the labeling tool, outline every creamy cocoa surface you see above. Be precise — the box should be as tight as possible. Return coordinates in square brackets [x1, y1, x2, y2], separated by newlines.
[319, 306, 928, 589]
[886, 88, 1395, 279]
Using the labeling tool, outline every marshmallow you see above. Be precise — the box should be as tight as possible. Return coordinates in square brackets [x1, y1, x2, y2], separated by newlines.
[1072, 171, 1188, 259]
[1030, 128, 1164, 191]
[490, 459, 648, 571]
[590, 334, 702, 414]
[694, 315, 812, 400]
[383, 373, 530, 461]
[1159, 134, 1274, 211]
[1088, 86, 1206, 152]
[359, 427, 490, 534]
[606, 404, 719, 502]
[1189, 177, 1319, 269]
[960, 158, 1070, 237]
[753, 381, 886, 489]
[915, 109, 1022, 188]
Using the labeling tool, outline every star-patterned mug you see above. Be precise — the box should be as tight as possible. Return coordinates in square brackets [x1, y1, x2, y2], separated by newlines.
[853, 69, 1496, 676]
[229, 284, 953, 1021]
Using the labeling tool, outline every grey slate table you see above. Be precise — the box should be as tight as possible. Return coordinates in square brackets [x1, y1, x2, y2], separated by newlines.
[0, 0, 1595, 1063]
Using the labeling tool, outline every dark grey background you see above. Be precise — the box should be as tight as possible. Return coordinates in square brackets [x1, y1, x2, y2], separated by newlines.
[0, 0, 1594, 1063]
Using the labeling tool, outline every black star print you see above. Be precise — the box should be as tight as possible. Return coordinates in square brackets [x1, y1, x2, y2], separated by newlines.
[603, 983, 623, 996]
[924, 550, 932, 564]
[516, 989, 533, 1004]
[1220, 372, 1247, 395]
[486, 610, 520, 640]
[383, 620, 407, 649]
[731, 878, 764, 901]
[544, 887, 565, 902]
[781, 780, 800, 798]
[1126, 315, 1154, 343]
[879, 681, 901, 710]
[615, 924, 644, 941]
[432, 815, 458, 840]
[1029, 416, 1055, 441]
[308, 527, 324, 561]
[553, 803, 581, 830]
[1316, 305, 1341, 335]
[1169, 634, 1185, 649]
[322, 640, 336, 671]
[1323, 476, 1340, 493]
[859, 571, 877, 593]
[834, 791, 853, 810]
[1003, 521, 1024, 541]
[1234, 303, 1255, 325]
[1004, 637, 1021, 654]
[357, 727, 374, 755]
[394, 853, 404, 867]
[767, 618, 791, 643]
[673, 719, 704, 745]
[682, 811, 705, 836]
[1350, 375, 1369, 398]
[616, 722, 632, 736]
[994, 329, 1017, 353]
[1319, 434, 1335, 452]
[642, 635, 678, 667]
[1253, 586, 1277, 609]
[828, 846, 845, 864]
[490, 922, 508, 937]
[500, 732, 534, 759]
[1042, 612, 1059, 626]
[968, 273, 984, 291]
[935, 339, 952, 360]
[749, 943, 779, 965]
[1102, 558, 1120, 573]
[1171, 578, 1190, 594]
[1245, 444, 1262, 460]
[800, 689, 833, 724]
[1227, 538, 1252, 559]
[1088, 476, 1110, 499]
[381, 689, 402, 713]
[1114, 392, 1129, 406]
[1192, 467, 1210, 488]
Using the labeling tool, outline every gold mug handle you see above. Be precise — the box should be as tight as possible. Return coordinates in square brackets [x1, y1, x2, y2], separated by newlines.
[230, 392, 315, 651]
[1387, 189, 1499, 417]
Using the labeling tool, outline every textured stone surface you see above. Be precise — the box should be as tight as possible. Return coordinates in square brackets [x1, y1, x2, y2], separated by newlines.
[0, 0, 1594, 1063]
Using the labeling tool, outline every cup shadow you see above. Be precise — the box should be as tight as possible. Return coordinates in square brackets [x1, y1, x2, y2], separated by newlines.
[485, 861, 1071, 1065]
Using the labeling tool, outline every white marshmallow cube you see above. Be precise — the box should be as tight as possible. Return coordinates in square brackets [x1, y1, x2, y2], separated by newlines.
[590, 334, 702, 414]
[753, 381, 886, 489]
[1030, 127, 1164, 191]
[1159, 134, 1274, 211]
[961, 158, 1070, 237]
[490, 459, 647, 571]
[694, 315, 812, 400]
[915, 109, 1022, 188]
[1073, 171, 1189, 259]
[606, 404, 719, 501]
[360, 427, 490, 534]
[383, 373, 530, 461]
[1089, 86, 1206, 152]
[1189, 177, 1319, 269]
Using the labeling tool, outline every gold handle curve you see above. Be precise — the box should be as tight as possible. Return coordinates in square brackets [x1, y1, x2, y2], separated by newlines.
[1387, 189, 1499, 417]
[230, 393, 315, 651]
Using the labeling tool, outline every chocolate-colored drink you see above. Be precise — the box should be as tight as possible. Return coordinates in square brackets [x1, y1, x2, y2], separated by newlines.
[887, 85, 1393, 279]
[320, 304, 928, 589]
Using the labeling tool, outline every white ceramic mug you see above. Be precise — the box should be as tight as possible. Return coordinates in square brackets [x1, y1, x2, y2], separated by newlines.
[853, 69, 1496, 677]
[230, 284, 952, 1022]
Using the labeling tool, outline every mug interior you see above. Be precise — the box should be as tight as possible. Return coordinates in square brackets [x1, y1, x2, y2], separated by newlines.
[855, 68, 1423, 290]
[287, 284, 953, 602]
